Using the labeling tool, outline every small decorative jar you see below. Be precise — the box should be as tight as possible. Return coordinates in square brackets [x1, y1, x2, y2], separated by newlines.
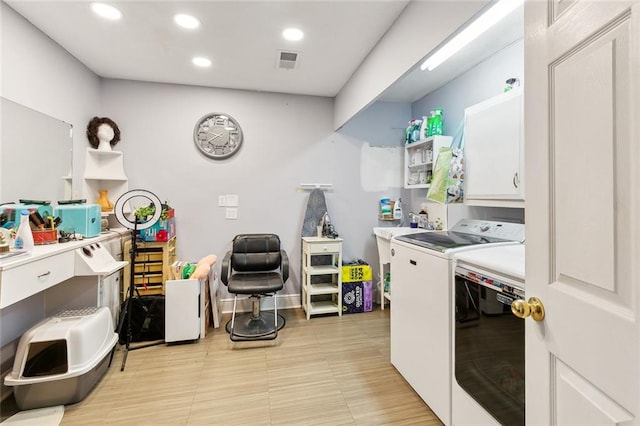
[96, 190, 114, 212]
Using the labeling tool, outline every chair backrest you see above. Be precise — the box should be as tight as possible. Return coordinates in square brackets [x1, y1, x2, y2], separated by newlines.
[231, 234, 282, 273]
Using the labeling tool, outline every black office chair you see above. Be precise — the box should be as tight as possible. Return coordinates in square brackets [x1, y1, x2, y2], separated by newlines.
[221, 234, 288, 341]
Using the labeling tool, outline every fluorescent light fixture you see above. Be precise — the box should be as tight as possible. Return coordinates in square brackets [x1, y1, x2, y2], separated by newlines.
[90, 2, 122, 20]
[420, 0, 523, 71]
[192, 57, 212, 68]
[174, 14, 200, 29]
[282, 28, 304, 41]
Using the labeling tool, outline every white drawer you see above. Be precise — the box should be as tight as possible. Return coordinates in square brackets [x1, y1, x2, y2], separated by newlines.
[0, 251, 74, 309]
[306, 242, 341, 254]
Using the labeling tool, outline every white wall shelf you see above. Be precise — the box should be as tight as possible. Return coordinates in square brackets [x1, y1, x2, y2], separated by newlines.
[404, 135, 452, 189]
[82, 148, 129, 217]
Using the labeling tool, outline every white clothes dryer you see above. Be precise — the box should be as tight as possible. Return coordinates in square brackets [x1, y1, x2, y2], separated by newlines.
[452, 244, 525, 426]
[390, 219, 525, 425]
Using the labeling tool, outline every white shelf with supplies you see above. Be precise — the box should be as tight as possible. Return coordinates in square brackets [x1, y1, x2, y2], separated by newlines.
[301, 236, 343, 320]
[404, 135, 452, 189]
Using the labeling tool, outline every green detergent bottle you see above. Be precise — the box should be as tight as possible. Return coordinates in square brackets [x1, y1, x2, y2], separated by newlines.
[432, 108, 444, 135]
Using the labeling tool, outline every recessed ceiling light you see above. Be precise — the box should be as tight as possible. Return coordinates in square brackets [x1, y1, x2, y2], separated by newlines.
[282, 28, 304, 42]
[192, 57, 212, 68]
[174, 14, 200, 29]
[90, 2, 122, 20]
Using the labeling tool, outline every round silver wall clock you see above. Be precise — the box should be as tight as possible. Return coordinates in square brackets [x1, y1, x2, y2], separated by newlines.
[193, 113, 243, 159]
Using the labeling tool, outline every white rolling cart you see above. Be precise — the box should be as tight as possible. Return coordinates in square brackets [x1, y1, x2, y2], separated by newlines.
[301, 237, 343, 319]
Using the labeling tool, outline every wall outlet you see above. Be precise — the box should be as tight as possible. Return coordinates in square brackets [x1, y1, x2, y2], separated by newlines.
[225, 207, 238, 219]
[218, 195, 226, 207]
[225, 194, 238, 207]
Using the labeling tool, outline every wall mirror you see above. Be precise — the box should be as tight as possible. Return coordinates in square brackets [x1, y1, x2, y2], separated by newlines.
[1, 97, 72, 204]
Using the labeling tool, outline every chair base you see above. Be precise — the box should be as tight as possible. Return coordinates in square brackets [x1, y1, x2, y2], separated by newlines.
[225, 311, 285, 342]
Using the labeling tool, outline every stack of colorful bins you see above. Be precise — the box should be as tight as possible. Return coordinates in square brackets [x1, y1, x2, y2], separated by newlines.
[341, 261, 373, 314]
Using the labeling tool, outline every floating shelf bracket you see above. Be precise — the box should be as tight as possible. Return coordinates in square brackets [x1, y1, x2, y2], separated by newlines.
[298, 183, 332, 191]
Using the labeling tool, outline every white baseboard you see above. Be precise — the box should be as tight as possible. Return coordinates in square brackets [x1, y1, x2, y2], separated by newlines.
[220, 293, 301, 315]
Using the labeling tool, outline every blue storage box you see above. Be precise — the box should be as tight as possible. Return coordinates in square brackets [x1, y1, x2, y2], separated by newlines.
[2, 204, 53, 222]
[140, 217, 175, 242]
[140, 209, 175, 242]
[54, 204, 101, 238]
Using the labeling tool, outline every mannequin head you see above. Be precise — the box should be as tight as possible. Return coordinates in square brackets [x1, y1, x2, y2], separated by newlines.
[86, 116, 121, 149]
[97, 123, 115, 143]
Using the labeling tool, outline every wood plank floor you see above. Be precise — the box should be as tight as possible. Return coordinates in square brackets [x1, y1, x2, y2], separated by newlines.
[6, 308, 444, 425]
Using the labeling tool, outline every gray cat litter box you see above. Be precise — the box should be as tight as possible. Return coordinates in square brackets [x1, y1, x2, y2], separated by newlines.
[4, 307, 118, 410]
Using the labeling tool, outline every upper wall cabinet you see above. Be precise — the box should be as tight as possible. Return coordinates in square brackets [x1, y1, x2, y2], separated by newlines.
[464, 87, 524, 207]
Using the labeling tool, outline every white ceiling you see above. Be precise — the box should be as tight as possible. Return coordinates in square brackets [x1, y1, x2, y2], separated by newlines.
[5, 1, 523, 102]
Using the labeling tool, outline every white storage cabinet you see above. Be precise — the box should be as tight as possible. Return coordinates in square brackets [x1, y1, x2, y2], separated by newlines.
[463, 87, 524, 207]
[301, 237, 343, 320]
[165, 279, 205, 342]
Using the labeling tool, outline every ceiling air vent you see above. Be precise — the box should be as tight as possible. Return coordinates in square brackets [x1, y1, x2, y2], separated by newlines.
[276, 50, 299, 70]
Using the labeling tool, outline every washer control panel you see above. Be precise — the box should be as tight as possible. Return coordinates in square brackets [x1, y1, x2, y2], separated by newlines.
[450, 219, 525, 243]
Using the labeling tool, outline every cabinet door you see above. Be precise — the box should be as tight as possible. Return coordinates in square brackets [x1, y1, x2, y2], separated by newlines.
[464, 88, 524, 205]
[390, 242, 451, 425]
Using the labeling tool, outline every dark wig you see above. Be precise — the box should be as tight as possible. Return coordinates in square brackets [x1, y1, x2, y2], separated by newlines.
[86, 116, 121, 148]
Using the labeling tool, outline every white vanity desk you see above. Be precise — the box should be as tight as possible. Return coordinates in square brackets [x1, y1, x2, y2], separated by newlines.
[0, 231, 127, 309]
[0, 230, 128, 373]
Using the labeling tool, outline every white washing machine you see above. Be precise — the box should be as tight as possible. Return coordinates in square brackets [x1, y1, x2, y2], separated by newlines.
[452, 244, 525, 426]
[390, 219, 525, 425]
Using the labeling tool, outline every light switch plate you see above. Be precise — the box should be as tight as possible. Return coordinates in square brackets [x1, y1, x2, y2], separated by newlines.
[218, 195, 226, 207]
[225, 207, 238, 219]
[225, 194, 238, 207]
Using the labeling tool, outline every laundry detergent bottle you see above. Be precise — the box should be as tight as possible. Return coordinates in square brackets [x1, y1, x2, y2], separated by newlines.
[393, 198, 403, 220]
[14, 210, 34, 252]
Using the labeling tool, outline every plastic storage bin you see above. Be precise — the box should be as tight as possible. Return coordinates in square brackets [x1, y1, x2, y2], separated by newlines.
[4, 307, 117, 410]
[342, 281, 373, 314]
[54, 204, 101, 238]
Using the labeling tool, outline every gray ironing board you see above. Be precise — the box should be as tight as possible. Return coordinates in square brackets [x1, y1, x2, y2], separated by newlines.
[301, 188, 331, 282]
[301, 188, 328, 237]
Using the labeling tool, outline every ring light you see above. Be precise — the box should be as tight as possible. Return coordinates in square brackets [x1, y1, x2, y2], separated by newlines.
[114, 189, 162, 230]
[114, 189, 164, 371]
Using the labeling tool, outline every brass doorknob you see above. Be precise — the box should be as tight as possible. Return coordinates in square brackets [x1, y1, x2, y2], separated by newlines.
[511, 297, 545, 321]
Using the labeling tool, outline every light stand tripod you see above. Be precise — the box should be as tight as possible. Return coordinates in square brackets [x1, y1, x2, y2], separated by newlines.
[113, 189, 163, 372]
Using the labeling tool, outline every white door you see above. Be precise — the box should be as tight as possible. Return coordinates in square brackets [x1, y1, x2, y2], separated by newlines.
[525, 0, 639, 424]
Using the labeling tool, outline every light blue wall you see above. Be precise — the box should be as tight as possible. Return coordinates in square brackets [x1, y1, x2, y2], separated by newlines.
[411, 39, 524, 137]
[99, 81, 408, 300]
[339, 101, 410, 148]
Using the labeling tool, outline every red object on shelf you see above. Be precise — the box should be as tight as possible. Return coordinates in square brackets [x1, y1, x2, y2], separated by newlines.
[32, 229, 58, 245]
